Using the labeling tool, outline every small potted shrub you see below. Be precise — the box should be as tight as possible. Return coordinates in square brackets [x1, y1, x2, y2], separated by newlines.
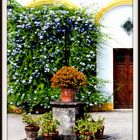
[39, 111, 60, 140]
[51, 66, 87, 102]
[22, 113, 40, 140]
[73, 113, 105, 140]
[94, 117, 105, 139]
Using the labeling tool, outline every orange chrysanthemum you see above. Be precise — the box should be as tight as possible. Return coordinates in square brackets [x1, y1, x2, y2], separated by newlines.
[51, 66, 87, 89]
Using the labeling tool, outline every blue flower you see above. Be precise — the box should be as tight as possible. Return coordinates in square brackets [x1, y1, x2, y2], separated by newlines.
[22, 80, 26, 83]
[55, 18, 60, 22]
[40, 35, 43, 39]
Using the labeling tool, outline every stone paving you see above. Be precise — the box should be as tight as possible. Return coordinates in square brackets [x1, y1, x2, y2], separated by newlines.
[7, 109, 133, 140]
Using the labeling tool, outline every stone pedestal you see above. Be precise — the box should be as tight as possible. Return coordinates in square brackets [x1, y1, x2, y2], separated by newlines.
[50, 101, 85, 139]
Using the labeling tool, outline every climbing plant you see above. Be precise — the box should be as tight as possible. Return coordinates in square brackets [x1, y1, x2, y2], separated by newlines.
[7, 0, 108, 112]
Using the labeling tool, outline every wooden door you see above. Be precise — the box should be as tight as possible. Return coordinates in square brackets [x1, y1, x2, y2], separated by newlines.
[113, 49, 133, 109]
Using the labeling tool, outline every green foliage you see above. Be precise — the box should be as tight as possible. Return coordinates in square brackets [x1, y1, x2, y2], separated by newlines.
[7, 0, 107, 112]
[7, 0, 21, 9]
[39, 111, 60, 134]
[73, 113, 105, 140]
[22, 113, 40, 126]
[76, 77, 111, 108]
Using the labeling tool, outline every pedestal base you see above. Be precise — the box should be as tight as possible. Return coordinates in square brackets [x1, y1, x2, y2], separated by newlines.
[50, 101, 85, 137]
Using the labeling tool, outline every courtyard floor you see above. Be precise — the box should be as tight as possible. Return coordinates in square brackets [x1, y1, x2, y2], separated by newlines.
[7, 109, 133, 140]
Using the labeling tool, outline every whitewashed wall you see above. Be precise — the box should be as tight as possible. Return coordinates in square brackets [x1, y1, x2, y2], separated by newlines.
[96, 5, 132, 102]
[74, 0, 133, 102]
[74, 0, 133, 101]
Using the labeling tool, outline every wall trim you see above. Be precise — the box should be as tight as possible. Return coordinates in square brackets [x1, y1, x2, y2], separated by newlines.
[95, 0, 133, 24]
[25, 0, 78, 8]
[25, 0, 133, 25]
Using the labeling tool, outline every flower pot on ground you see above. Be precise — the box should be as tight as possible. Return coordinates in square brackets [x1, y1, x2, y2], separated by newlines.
[25, 125, 40, 140]
[73, 113, 105, 140]
[43, 132, 59, 140]
[76, 132, 95, 140]
[22, 113, 40, 140]
[39, 111, 60, 140]
[95, 125, 105, 139]
[51, 66, 87, 102]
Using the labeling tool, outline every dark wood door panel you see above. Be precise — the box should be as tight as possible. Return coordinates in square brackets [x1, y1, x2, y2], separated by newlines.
[114, 65, 130, 108]
[113, 49, 133, 109]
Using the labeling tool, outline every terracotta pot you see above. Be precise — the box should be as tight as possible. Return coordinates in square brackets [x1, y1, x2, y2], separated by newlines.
[43, 132, 58, 140]
[61, 88, 76, 102]
[95, 125, 105, 139]
[76, 131, 96, 140]
[25, 125, 40, 140]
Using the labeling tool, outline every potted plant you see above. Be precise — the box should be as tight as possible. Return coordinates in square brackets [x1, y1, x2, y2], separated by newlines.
[94, 116, 105, 139]
[22, 113, 40, 140]
[39, 111, 60, 140]
[51, 66, 87, 102]
[73, 113, 105, 140]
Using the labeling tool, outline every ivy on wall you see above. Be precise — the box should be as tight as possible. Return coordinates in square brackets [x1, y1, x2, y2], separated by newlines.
[7, 0, 108, 112]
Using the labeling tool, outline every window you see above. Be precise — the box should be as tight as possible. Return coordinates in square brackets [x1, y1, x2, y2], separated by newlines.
[121, 18, 133, 35]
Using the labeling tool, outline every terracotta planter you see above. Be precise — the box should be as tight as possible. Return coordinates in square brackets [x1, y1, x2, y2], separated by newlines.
[95, 125, 105, 139]
[61, 88, 76, 102]
[76, 131, 96, 140]
[25, 125, 40, 140]
[76, 127, 104, 140]
[43, 132, 58, 140]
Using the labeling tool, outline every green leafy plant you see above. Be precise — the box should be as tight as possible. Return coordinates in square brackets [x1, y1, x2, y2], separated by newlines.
[39, 111, 60, 134]
[89, 92, 112, 107]
[51, 66, 87, 89]
[22, 113, 40, 126]
[73, 113, 105, 140]
[7, 0, 107, 112]
[8, 0, 21, 9]
[76, 77, 112, 109]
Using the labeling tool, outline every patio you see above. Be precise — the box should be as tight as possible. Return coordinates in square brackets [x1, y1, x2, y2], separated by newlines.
[8, 109, 133, 140]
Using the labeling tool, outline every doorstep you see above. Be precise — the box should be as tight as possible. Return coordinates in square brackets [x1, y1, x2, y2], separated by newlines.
[114, 109, 133, 112]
